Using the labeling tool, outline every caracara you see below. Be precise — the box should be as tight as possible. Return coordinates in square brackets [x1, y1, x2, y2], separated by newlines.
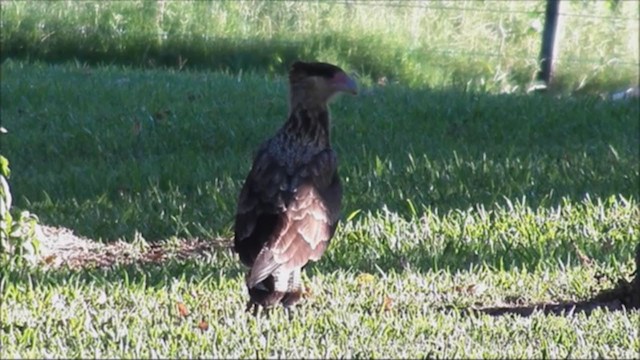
[233, 61, 357, 314]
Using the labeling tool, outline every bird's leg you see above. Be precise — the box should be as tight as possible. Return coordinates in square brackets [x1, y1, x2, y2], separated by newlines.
[281, 290, 303, 308]
[284, 304, 297, 321]
[263, 306, 272, 319]
[246, 300, 274, 319]
[246, 300, 260, 317]
[281, 268, 305, 309]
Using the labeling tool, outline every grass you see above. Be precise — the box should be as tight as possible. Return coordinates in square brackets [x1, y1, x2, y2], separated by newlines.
[1, 60, 638, 242]
[0, 58, 639, 358]
[2, 4, 639, 358]
[1, 0, 638, 93]
[2, 4, 638, 358]
[2, 261, 638, 358]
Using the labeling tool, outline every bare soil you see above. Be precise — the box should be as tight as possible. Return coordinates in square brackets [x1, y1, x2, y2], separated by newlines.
[35, 224, 231, 270]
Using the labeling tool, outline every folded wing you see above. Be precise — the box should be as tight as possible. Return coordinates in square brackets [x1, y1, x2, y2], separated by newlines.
[234, 148, 341, 288]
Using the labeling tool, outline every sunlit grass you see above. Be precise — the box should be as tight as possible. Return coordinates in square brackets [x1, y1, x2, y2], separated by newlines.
[0, 58, 638, 358]
[2, 247, 638, 358]
[1, 0, 637, 92]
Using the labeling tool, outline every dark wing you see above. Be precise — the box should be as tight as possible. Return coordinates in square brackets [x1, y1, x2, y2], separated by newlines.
[244, 149, 341, 288]
[233, 145, 289, 268]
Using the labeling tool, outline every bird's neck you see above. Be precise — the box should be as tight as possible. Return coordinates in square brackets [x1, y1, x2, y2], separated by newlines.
[281, 103, 331, 148]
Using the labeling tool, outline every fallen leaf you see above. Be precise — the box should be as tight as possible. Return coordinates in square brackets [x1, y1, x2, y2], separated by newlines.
[146, 248, 166, 263]
[467, 282, 487, 296]
[381, 295, 393, 312]
[177, 302, 190, 317]
[41, 254, 57, 265]
[187, 93, 202, 102]
[153, 109, 171, 123]
[302, 286, 313, 299]
[573, 244, 593, 267]
[132, 121, 142, 136]
[453, 282, 487, 296]
[197, 319, 209, 331]
[356, 273, 375, 285]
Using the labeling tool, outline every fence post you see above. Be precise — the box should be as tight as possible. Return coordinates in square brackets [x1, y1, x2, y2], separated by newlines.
[537, 0, 561, 87]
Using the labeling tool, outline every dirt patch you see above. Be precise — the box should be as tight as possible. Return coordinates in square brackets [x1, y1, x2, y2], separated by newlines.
[35, 224, 231, 270]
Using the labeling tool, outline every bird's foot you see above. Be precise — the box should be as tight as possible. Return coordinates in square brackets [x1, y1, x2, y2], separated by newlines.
[245, 300, 257, 316]
[281, 289, 304, 308]
[245, 301, 273, 318]
[283, 305, 297, 320]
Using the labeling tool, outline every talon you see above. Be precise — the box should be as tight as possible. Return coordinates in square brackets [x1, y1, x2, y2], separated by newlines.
[246, 301, 261, 317]
[284, 306, 296, 321]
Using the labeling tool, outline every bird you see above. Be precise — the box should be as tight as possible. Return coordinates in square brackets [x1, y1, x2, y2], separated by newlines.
[233, 61, 357, 315]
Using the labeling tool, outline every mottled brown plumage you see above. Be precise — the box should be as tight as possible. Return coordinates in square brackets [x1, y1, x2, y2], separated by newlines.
[233, 61, 357, 314]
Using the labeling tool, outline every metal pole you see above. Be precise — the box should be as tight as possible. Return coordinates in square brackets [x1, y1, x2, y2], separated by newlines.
[538, 0, 561, 86]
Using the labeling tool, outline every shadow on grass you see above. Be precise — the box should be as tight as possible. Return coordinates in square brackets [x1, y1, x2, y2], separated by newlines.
[2, 55, 638, 272]
[473, 284, 640, 317]
[443, 244, 640, 317]
[2, 32, 471, 88]
[6, 84, 639, 244]
[4, 28, 635, 93]
[466, 272, 640, 317]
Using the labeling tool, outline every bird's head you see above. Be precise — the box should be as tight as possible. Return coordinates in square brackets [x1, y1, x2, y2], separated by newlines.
[288, 61, 358, 107]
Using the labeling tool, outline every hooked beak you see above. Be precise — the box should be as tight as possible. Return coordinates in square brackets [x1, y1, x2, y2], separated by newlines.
[333, 72, 358, 95]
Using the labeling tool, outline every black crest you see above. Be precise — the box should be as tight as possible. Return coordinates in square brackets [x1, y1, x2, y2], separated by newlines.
[289, 61, 344, 79]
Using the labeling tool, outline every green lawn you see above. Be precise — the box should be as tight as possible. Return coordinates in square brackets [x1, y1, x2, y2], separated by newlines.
[1, 3, 639, 356]
[1, 60, 638, 243]
[2, 260, 638, 358]
[1, 59, 638, 358]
